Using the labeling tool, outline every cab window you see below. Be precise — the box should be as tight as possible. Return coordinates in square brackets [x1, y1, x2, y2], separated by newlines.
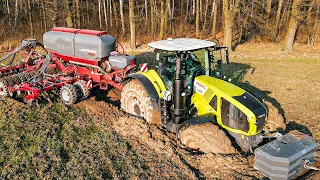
[221, 98, 249, 133]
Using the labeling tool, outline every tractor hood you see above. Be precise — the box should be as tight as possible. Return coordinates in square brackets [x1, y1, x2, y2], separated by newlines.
[194, 76, 267, 133]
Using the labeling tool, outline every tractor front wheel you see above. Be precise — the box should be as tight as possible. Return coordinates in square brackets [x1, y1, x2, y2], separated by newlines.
[120, 79, 160, 124]
[60, 84, 78, 105]
[263, 100, 286, 132]
[178, 123, 236, 154]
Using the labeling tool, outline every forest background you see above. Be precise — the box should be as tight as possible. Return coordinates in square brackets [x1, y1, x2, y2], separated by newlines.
[0, 0, 319, 52]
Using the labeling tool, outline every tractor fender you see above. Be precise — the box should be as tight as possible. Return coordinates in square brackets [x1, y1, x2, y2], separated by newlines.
[122, 73, 160, 111]
[177, 114, 217, 132]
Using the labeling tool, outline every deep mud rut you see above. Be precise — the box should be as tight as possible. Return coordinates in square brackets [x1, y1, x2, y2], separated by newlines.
[76, 89, 264, 179]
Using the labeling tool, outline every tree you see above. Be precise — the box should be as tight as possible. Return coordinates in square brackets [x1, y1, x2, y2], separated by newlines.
[14, 0, 18, 27]
[274, 0, 284, 41]
[223, 0, 240, 51]
[27, 0, 33, 36]
[98, 0, 102, 28]
[284, 0, 302, 52]
[75, 0, 81, 28]
[150, 0, 155, 39]
[103, 0, 108, 29]
[120, 0, 125, 35]
[129, 0, 136, 49]
[159, 0, 166, 40]
[65, 0, 73, 28]
[202, 0, 209, 32]
[211, 0, 218, 38]
[196, 0, 200, 38]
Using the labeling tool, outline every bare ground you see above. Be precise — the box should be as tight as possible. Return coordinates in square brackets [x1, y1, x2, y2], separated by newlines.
[77, 94, 262, 179]
[0, 42, 319, 179]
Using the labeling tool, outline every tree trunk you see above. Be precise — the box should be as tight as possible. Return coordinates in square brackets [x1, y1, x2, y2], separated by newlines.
[183, 0, 189, 32]
[274, 0, 284, 41]
[86, 0, 89, 24]
[211, 0, 217, 38]
[41, 1, 47, 30]
[113, 1, 118, 30]
[109, 0, 113, 27]
[202, 0, 209, 32]
[98, 0, 102, 28]
[65, 0, 73, 28]
[223, 0, 240, 51]
[6, 0, 10, 24]
[150, 0, 155, 39]
[192, 0, 196, 17]
[159, 0, 166, 40]
[120, 0, 125, 35]
[14, 0, 18, 26]
[168, 0, 172, 35]
[306, 0, 315, 45]
[103, 0, 108, 29]
[27, 0, 33, 36]
[52, 0, 58, 27]
[196, 0, 200, 38]
[164, 1, 169, 36]
[284, 0, 302, 52]
[145, 0, 148, 27]
[129, 0, 136, 49]
[310, 2, 319, 46]
[266, 0, 272, 18]
[306, 0, 315, 23]
[75, 0, 80, 28]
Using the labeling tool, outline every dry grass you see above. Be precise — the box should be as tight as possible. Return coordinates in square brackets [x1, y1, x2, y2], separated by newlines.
[229, 43, 320, 140]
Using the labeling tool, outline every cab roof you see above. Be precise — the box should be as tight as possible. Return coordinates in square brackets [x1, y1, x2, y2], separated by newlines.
[148, 38, 216, 52]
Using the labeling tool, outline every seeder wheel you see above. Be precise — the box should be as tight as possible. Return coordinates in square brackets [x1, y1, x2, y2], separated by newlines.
[73, 80, 90, 100]
[60, 84, 78, 105]
[0, 80, 9, 96]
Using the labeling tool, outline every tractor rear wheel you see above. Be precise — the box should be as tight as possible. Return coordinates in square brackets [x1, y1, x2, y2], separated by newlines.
[0, 80, 9, 96]
[263, 100, 286, 132]
[73, 80, 90, 100]
[60, 84, 78, 105]
[120, 79, 160, 124]
[178, 123, 236, 154]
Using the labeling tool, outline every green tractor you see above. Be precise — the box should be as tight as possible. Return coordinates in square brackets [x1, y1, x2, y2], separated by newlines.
[120, 38, 318, 179]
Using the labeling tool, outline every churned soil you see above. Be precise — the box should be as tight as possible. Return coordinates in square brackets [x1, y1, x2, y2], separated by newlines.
[77, 96, 263, 179]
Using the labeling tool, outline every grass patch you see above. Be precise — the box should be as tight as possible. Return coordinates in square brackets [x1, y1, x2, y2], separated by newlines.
[0, 99, 149, 179]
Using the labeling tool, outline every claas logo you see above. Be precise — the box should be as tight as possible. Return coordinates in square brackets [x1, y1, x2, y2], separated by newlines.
[196, 81, 206, 89]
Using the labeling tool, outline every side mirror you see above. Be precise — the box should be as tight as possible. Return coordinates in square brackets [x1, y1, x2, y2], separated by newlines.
[210, 55, 215, 62]
[224, 49, 229, 64]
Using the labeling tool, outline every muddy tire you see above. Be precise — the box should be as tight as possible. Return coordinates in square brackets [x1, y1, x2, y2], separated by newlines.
[263, 100, 286, 132]
[178, 123, 236, 154]
[73, 80, 90, 100]
[60, 84, 78, 105]
[0, 80, 8, 96]
[120, 79, 160, 124]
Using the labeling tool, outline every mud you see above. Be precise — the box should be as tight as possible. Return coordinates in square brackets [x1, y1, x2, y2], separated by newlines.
[77, 90, 265, 179]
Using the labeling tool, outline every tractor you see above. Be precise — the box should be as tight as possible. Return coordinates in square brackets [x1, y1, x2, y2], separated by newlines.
[120, 38, 318, 179]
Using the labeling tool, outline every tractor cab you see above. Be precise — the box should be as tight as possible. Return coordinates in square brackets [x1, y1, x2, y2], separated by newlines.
[150, 38, 228, 94]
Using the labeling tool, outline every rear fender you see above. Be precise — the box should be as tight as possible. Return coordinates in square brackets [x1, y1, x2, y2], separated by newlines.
[121, 70, 166, 111]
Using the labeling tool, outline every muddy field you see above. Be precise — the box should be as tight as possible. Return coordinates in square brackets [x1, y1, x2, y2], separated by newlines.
[0, 43, 319, 179]
[77, 89, 262, 179]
